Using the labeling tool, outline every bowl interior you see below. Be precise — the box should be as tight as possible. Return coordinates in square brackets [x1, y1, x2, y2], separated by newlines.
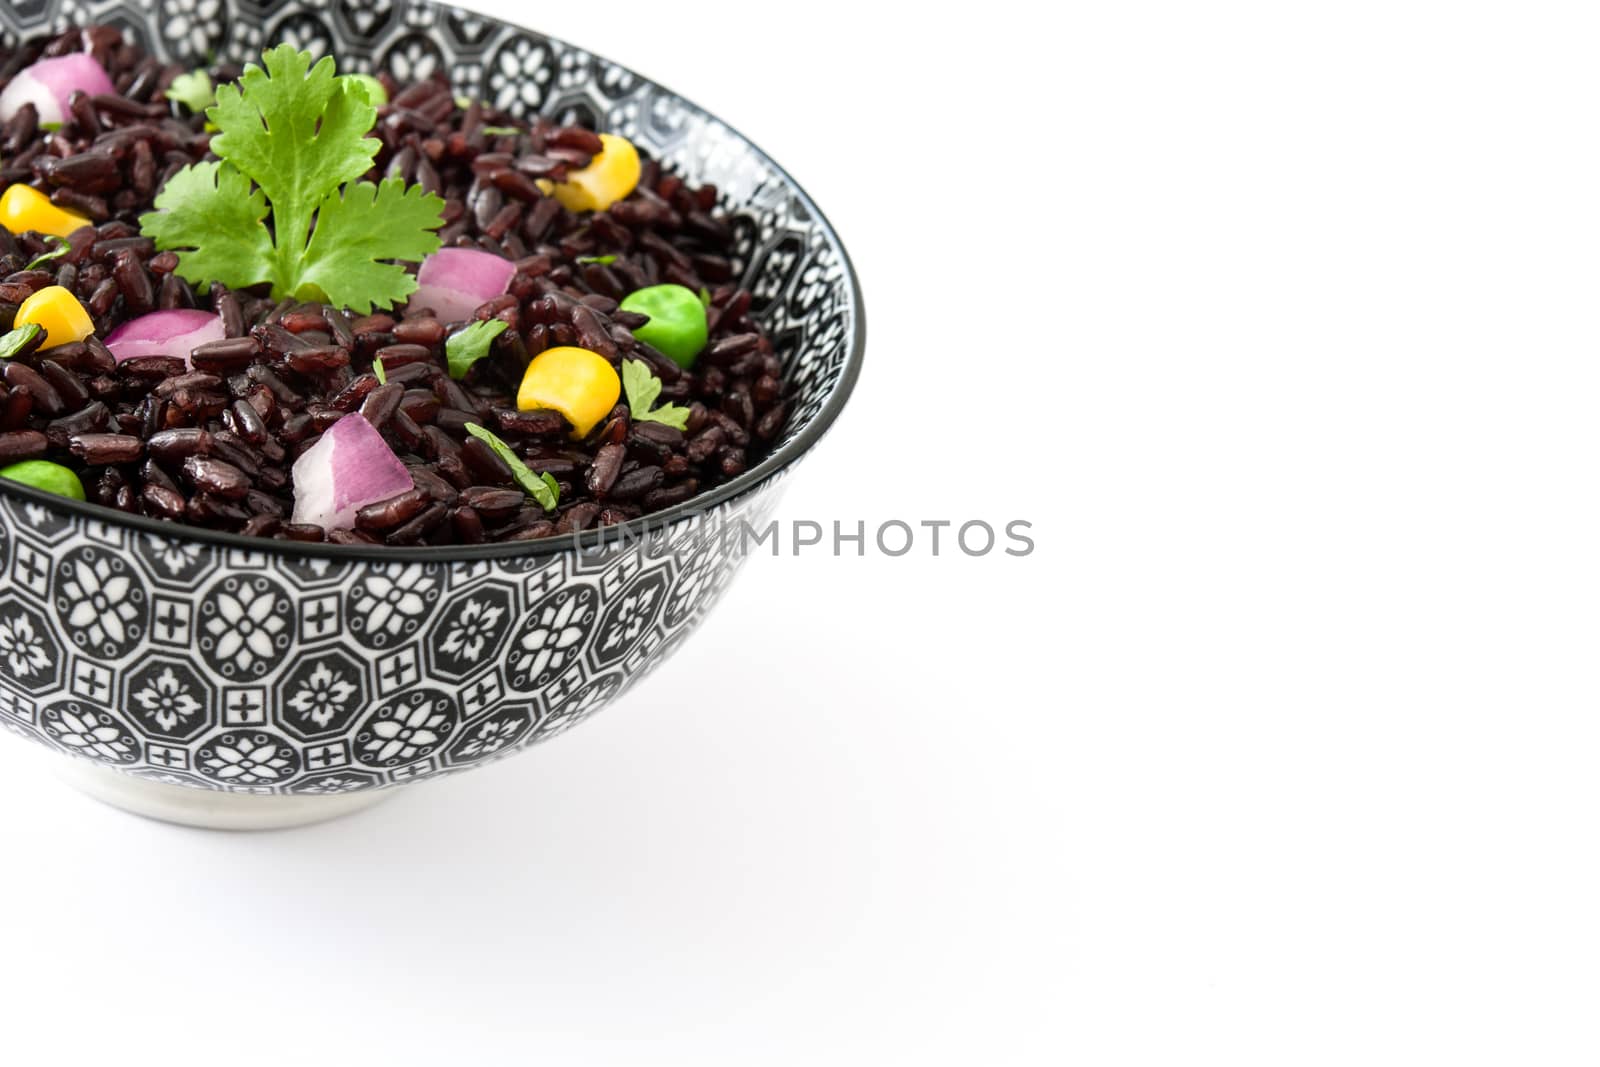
[0, 0, 863, 559]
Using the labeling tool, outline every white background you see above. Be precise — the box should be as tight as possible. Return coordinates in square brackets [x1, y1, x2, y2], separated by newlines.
[2, 1, 1597, 1063]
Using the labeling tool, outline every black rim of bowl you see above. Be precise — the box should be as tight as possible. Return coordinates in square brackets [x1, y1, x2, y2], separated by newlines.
[0, 22, 866, 563]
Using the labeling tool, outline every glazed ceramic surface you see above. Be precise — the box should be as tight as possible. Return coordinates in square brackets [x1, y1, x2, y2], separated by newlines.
[0, 0, 862, 798]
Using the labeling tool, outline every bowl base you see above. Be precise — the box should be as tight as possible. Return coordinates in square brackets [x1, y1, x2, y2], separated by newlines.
[55, 761, 391, 831]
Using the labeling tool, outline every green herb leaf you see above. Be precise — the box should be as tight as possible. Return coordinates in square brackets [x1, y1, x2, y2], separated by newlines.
[209, 47, 376, 218]
[140, 45, 444, 313]
[165, 69, 214, 113]
[621, 358, 691, 430]
[464, 423, 560, 511]
[480, 125, 521, 137]
[445, 318, 509, 380]
[698, 287, 712, 308]
[0, 323, 43, 360]
[296, 177, 448, 315]
[341, 73, 387, 108]
[140, 161, 274, 292]
[577, 254, 617, 265]
[372, 356, 387, 385]
[24, 236, 68, 272]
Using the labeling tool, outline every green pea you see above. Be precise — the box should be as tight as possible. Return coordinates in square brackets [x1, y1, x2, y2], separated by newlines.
[619, 284, 709, 369]
[0, 460, 85, 501]
[343, 73, 388, 108]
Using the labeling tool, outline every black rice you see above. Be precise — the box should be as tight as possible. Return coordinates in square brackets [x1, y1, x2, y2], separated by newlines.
[0, 25, 789, 545]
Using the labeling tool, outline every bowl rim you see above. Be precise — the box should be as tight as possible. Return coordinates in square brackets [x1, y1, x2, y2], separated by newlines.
[0, 11, 866, 563]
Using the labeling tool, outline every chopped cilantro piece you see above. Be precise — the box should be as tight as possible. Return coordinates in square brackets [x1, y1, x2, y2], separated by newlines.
[24, 236, 68, 272]
[0, 323, 44, 360]
[165, 70, 214, 113]
[621, 358, 690, 430]
[464, 422, 560, 511]
[445, 318, 509, 380]
[342, 73, 387, 108]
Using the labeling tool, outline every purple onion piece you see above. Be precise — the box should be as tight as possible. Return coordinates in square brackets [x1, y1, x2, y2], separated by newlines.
[0, 54, 115, 126]
[408, 248, 517, 323]
[103, 309, 226, 367]
[290, 413, 413, 532]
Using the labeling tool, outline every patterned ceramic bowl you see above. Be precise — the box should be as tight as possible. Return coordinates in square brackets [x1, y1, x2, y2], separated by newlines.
[0, 0, 863, 829]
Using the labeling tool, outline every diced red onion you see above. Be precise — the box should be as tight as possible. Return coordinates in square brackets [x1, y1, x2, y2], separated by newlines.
[0, 54, 115, 127]
[290, 414, 413, 532]
[103, 309, 225, 367]
[408, 248, 516, 323]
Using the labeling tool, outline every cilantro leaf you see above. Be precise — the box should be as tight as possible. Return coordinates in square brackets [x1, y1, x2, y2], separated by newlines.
[140, 45, 444, 313]
[372, 356, 387, 385]
[622, 359, 662, 413]
[140, 161, 274, 292]
[165, 70, 214, 113]
[24, 236, 68, 272]
[446, 318, 509, 380]
[298, 178, 445, 314]
[341, 73, 387, 108]
[621, 358, 690, 430]
[209, 47, 377, 232]
[577, 254, 617, 265]
[698, 287, 712, 308]
[480, 125, 521, 137]
[0, 323, 43, 360]
[465, 422, 560, 511]
[538, 472, 561, 508]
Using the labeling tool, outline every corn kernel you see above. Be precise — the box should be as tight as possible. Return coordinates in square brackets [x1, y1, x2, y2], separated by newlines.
[517, 346, 621, 438]
[0, 184, 91, 239]
[15, 285, 94, 349]
[551, 134, 641, 213]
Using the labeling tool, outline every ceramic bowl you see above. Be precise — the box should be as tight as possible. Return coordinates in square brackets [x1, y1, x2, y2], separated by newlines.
[0, 0, 863, 829]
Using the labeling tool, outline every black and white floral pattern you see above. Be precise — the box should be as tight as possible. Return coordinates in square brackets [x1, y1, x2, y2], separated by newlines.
[379, 32, 442, 83]
[198, 576, 292, 679]
[141, 0, 225, 58]
[41, 700, 138, 764]
[55, 547, 146, 658]
[425, 584, 514, 679]
[0, 605, 53, 684]
[508, 586, 595, 690]
[0, 0, 862, 797]
[347, 563, 442, 648]
[488, 34, 553, 112]
[448, 707, 534, 762]
[125, 660, 208, 736]
[286, 660, 359, 730]
[196, 731, 300, 785]
[356, 690, 456, 767]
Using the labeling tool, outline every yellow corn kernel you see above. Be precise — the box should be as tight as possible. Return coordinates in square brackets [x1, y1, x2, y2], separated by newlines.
[15, 285, 94, 349]
[550, 134, 641, 213]
[517, 346, 621, 438]
[0, 184, 91, 239]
